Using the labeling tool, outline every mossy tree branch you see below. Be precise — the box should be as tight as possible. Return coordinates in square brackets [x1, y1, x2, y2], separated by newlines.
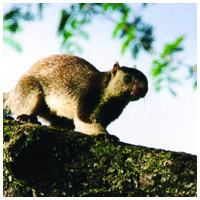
[3, 116, 197, 197]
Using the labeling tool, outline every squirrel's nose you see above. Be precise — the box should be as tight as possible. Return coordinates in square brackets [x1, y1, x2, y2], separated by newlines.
[137, 80, 148, 98]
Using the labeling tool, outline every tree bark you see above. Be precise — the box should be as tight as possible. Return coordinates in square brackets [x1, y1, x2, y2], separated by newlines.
[3, 116, 197, 197]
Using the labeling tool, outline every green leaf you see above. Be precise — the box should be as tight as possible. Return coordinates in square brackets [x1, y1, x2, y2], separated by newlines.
[132, 43, 140, 58]
[170, 66, 179, 72]
[71, 19, 77, 29]
[3, 8, 20, 20]
[121, 38, 131, 54]
[161, 36, 185, 58]
[113, 22, 125, 38]
[193, 81, 197, 89]
[154, 84, 161, 92]
[168, 87, 177, 97]
[58, 10, 70, 34]
[61, 31, 73, 45]
[175, 35, 185, 45]
[167, 77, 181, 85]
[79, 30, 89, 39]
[151, 60, 169, 77]
[121, 26, 135, 54]
[103, 3, 126, 12]
[38, 3, 44, 19]
[3, 36, 23, 52]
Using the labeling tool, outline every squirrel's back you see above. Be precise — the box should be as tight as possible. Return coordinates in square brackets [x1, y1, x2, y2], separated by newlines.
[26, 55, 101, 96]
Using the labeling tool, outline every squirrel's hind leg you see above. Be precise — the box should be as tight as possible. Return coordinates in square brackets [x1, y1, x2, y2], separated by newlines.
[10, 76, 44, 119]
[37, 105, 75, 130]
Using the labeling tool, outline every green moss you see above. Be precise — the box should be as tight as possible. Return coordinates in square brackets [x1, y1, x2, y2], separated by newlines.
[3, 116, 197, 197]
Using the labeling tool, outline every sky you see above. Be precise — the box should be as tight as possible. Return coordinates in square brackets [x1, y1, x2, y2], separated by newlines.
[2, 2, 198, 154]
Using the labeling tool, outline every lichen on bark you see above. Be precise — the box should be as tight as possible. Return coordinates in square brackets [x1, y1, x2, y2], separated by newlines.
[3, 116, 197, 197]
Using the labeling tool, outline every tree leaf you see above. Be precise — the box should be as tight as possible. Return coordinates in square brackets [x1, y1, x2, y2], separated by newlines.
[168, 87, 177, 97]
[3, 36, 23, 52]
[161, 36, 185, 58]
[58, 10, 70, 34]
[121, 38, 131, 54]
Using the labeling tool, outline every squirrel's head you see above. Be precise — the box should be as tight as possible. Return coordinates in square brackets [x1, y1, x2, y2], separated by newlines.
[106, 62, 148, 101]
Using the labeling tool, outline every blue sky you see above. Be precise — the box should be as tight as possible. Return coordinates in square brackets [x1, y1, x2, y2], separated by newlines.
[2, 3, 197, 154]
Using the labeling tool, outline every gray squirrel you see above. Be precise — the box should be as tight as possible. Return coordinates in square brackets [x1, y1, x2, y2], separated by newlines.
[3, 55, 148, 136]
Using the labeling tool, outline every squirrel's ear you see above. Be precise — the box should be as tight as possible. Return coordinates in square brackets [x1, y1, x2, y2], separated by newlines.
[133, 65, 137, 69]
[112, 62, 120, 76]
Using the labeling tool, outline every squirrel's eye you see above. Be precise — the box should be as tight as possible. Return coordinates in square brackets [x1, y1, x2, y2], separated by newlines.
[124, 75, 132, 83]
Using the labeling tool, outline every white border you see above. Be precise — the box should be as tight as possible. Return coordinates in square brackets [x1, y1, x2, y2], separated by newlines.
[1, 0, 199, 198]
[1, 0, 200, 3]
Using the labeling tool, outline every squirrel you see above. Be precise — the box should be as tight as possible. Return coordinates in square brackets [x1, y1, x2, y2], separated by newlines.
[3, 55, 148, 136]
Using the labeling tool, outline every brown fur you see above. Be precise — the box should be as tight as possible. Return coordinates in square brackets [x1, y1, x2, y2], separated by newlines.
[3, 55, 148, 135]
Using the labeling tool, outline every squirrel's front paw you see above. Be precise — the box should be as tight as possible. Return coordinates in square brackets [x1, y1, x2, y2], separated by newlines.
[107, 134, 120, 143]
[17, 114, 41, 125]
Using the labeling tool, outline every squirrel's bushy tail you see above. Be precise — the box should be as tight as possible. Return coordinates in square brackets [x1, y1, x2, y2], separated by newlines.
[3, 92, 12, 115]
